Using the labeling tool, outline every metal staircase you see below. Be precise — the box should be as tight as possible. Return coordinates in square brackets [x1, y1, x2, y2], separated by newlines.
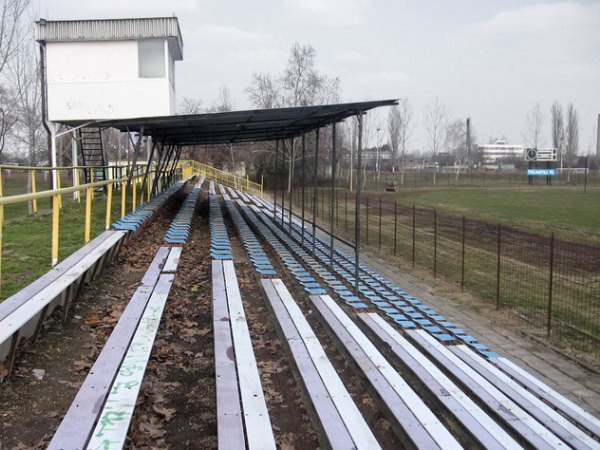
[78, 127, 107, 183]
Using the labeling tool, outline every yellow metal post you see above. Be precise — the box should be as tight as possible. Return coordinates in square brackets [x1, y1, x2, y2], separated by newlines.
[147, 171, 152, 200]
[90, 170, 95, 200]
[121, 180, 126, 218]
[105, 183, 113, 230]
[56, 169, 62, 208]
[31, 170, 38, 215]
[51, 195, 60, 266]
[85, 187, 92, 243]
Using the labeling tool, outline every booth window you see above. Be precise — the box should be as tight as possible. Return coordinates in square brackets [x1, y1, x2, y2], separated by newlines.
[139, 39, 165, 78]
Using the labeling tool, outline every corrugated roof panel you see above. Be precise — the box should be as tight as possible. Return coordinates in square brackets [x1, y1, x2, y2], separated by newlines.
[36, 17, 183, 60]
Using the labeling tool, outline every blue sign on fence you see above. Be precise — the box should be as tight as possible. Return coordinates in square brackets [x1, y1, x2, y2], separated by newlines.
[528, 168, 556, 176]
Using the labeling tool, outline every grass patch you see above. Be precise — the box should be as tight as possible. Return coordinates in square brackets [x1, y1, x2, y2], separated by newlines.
[1, 189, 132, 300]
[385, 186, 600, 243]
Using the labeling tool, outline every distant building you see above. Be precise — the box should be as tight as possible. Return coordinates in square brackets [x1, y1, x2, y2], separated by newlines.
[36, 17, 183, 122]
[478, 140, 524, 169]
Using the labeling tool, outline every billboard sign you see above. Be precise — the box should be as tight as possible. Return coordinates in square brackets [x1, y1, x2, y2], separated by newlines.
[528, 168, 556, 176]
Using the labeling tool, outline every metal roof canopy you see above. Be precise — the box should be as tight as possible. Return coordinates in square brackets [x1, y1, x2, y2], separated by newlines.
[89, 100, 398, 145]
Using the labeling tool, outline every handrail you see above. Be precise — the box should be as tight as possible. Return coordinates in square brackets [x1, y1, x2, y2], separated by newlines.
[179, 160, 263, 196]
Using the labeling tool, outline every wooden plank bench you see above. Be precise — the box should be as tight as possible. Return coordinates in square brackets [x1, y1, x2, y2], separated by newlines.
[0, 230, 127, 379]
[213, 259, 276, 450]
[48, 246, 177, 449]
[309, 294, 462, 449]
[405, 329, 567, 449]
[491, 357, 600, 440]
[261, 279, 381, 449]
[359, 312, 522, 449]
[449, 344, 599, 449]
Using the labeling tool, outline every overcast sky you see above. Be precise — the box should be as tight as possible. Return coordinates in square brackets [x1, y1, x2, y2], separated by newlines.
[40, 0, 599, 151]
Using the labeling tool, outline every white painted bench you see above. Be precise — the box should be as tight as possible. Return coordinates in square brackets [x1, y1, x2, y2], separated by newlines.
[359, 312, 522, 449]
[48, 246, 180, 450]
[0, 230, 127, 379]
[309, 294, 462, 449]
[261, 278, 381, 449]
[213, 259, 276, 450]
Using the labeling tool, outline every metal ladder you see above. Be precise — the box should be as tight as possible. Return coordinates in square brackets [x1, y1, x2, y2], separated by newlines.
[78, 127, 107, 183]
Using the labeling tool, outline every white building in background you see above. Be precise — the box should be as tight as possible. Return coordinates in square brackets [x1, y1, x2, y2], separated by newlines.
[478, 140, 524, 169]
[36, 17, 183, 121]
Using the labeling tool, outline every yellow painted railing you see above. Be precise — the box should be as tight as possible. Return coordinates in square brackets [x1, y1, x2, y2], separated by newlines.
[0, 159, 262, 298]
[0, 167, 156, 297]
[179, 160, 263, 197]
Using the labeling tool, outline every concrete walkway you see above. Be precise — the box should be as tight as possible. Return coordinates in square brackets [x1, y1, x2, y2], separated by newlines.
[358, 248, 600, 417]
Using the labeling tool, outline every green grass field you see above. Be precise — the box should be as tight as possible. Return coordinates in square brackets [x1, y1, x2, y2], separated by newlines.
[383, 186, 600, 243]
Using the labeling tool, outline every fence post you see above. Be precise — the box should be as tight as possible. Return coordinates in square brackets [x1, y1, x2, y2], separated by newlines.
[433, 209, 437, 278]
[393, 200, 398, 256]
[547, 232, 555, 339]
[495, 224, 501, 310]
[412, 205, 416, 267]
[461, 215, 466, 292]
[378, 196, 382, 250]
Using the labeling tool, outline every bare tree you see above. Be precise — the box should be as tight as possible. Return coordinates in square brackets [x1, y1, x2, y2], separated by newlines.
[387, 106, 401, 172]
[211, 85, 234, 112]
[550, 101, 564, 167]
[246, 43, 340, 192]
[446, 118, 476, 179]
[525, 103, 545, 148]
[179, 97, 203, 114]
[246, 42, 340, 109]
[8, 15, 42, 213]
[565, 103, 579, 174]
[0, 0, 30, 76]
[246, 73, 278, 109]
[423, 97, 449, 184]
[0, 86, 17, 162]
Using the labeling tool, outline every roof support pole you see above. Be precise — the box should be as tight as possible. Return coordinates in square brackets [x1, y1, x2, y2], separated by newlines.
[281, 141, 285, 225]
[166, 146, 182, 186]
[149, 143, 167, 197]
[330, 122, 337, 267]
[301, 133, 306, 246]
[274, 140, 278, 220]
[126, 126, 144, 190]
[355, 113, 364, 296]
[159, 144, 176, 192]
[140, 140, 158, 199]
[151, 143, 172, 196]
[312, 128, 320, 255]
[288, 137, 294, 235]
